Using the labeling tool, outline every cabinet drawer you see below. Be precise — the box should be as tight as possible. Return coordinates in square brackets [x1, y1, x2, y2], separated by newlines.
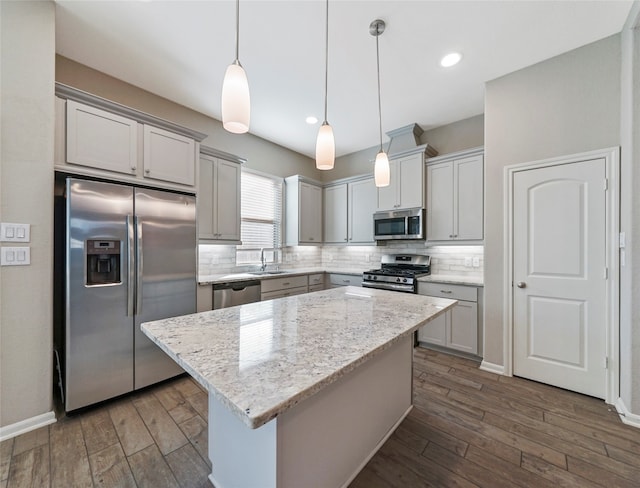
[328, 273, 362, 287]
[308, 273, 325, 286]
[308, 284, 325, 293]
[261, 286, 308, 301]
[260, 275, 308, 293]
[418, 282, 477, 302]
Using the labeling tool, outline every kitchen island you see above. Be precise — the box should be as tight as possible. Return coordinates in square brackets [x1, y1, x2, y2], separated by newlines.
[142, 286, 455, 488]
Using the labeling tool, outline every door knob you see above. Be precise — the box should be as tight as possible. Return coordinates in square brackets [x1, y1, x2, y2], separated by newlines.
[517, 282, 526, 288]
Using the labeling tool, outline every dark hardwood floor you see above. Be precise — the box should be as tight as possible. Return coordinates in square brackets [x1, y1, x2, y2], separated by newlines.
[2, 348, 640, 487]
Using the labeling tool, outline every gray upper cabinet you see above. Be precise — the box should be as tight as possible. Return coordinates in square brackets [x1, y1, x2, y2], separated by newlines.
[66, 99, 138, 175]
[324, 184, 348, 243]
[324, 176, 376, 245]
[143, 125, 195, 186]
[375, 144, 437, 211]
[348, 177, 377, 243]
[285, 176, 323, 245]
[198, 150, 243, 243]
[427, 148, 484, 242]
[377, 152, 424, 211]
[55, 84, 206, 192]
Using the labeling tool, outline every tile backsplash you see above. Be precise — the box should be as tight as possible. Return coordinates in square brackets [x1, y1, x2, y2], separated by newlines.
[199, 243, 483, 279]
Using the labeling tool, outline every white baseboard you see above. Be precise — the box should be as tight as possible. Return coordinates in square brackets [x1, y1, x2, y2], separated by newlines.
[0, 411, 56, 442]
[615, 398, 640, 429]
[479, 360, 505, 376]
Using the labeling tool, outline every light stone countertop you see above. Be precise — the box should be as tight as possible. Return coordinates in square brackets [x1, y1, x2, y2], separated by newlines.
[142, 286, 456, 429]
[198, 267, 368, 285]
[418, 274, 484, 286]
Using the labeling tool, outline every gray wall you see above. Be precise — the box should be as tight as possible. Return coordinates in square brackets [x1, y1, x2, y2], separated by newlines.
[620, 8, 640, 415]
[0, 1, 56, 427]
[484, 35, 621, 368]
[327, 114, 485, 181]
[56, 56, 319, 180]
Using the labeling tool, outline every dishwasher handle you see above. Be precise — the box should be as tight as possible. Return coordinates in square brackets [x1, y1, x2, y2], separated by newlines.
[214, 280, 261, 291]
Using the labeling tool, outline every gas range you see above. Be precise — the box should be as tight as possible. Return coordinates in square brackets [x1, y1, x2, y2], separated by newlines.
[362, 254, 431, 293]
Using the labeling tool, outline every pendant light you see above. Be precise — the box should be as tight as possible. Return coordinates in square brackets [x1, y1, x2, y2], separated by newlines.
[222, 0, 250, 134]
[315, 0, 335, 170]
[370, 19, 390, 187]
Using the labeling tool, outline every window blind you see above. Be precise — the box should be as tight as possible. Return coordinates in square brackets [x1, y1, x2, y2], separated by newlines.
[238, 169, 283, 250]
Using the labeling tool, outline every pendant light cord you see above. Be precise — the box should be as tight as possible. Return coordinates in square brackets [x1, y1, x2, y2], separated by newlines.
[235, 0, 240, 63]
[323, 0, 329, 124]
[375, 25, 383, 153]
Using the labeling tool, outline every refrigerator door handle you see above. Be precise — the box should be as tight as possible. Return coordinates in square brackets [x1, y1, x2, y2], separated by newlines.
[126, 215, 135, 316]
[135, 216, 143, 315]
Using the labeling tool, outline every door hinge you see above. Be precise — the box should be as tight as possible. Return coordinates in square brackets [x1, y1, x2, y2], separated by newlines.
[604, 357, 609, 369]
[604, 267, 608, 279]
[604, 178, 609, 191]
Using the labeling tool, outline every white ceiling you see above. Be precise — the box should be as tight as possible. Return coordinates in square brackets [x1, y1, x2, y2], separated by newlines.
[55, 1, 633, 159]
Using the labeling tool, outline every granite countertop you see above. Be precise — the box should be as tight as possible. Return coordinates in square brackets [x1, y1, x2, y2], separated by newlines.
[142, 287, 456, 429]
[418, 274, 484, 286]
[198, 267, 368, 285]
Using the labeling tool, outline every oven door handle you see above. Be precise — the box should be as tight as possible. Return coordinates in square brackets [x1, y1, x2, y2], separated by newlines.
[362, 282, 415, 293]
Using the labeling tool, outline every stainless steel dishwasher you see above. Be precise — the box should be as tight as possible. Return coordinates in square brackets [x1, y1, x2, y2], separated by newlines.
[213, 280, 261, 309]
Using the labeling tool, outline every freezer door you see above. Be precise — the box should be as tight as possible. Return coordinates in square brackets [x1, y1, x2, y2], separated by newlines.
[133, 188, 196, 389]
[65, 178, 134, 411]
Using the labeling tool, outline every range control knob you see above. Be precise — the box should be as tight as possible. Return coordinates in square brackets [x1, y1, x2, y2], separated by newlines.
[396, 277, 401, 283]
[403, 278, 408, 283]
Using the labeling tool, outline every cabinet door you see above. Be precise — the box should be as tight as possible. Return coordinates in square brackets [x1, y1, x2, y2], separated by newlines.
[299, 182, 322, 243]
[214, 160, 241, 241]
[448, 301, 478, 354]
[398, 153, 424, 209]
[427, 161, 455, 241]
[417, 310, 448, 346]
[66, 100, 138, 175]
[324, 184, 348, 243]
[377, 161, 399, 210]
[349, 178, 377, 243]
[143, 125, 195, 186]
[197, 156, 215, 240]
[455, 155, 484, 240]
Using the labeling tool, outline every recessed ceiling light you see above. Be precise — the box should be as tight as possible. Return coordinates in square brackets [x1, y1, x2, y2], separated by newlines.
[440, 52, 462, 68]
[306, 116, 318, 125]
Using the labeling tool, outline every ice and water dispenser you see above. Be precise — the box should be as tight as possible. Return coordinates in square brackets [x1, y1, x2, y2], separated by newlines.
[86, 239, 121, 285]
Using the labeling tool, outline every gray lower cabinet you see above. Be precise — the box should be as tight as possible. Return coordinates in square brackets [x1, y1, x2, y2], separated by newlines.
[327, 273, 363, 288]
[261, 275, 309, 301]
[417, 281, 480, 355]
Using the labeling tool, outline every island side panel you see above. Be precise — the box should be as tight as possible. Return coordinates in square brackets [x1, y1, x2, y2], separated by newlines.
[208, 394, 278, 488]
[277, 334, 413, 488]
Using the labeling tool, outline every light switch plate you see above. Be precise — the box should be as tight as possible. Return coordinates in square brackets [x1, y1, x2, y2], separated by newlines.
[1, 223, 30, 242]
[464, 257, 472, 267]
[1, 246, 30, 266]
[472, 257, 480, 267]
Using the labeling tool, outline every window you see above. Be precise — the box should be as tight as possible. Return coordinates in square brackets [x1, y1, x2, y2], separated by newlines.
[237, 169, 283, 263]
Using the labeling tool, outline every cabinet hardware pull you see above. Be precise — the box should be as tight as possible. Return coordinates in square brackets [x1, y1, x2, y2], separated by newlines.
[145, 169, 150, 174]
[283, 282, 290, 286]
[517, 282, 526, 288]
[440, 290, 452, 294]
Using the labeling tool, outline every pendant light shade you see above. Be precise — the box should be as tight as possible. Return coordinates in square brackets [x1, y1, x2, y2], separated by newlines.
[370, 19, 389, 187]
[222, 61, 250, 134]
[316, 122, 335, 170]
[374, 150, 390, 187]
[315, 0, 335, 170]
[222, 0, 250, 134]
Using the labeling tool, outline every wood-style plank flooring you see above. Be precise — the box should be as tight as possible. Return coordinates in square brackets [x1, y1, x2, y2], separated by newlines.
[2, 348, 640, 487]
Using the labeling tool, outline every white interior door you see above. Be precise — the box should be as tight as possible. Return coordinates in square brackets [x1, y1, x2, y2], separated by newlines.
[513, 158, 607, 399]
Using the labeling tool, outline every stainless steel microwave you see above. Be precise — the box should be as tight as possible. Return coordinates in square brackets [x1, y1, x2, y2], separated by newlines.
[373, 207, 425, 240]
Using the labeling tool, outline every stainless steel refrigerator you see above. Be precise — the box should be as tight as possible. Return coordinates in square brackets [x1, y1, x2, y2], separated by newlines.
[57, 177, 196, 412]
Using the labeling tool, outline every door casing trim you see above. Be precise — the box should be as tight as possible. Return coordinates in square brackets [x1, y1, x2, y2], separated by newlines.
[503, 147, 620, 404]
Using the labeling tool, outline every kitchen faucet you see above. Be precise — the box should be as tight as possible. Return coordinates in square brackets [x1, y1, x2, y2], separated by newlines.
[260, 248, 267, 271]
